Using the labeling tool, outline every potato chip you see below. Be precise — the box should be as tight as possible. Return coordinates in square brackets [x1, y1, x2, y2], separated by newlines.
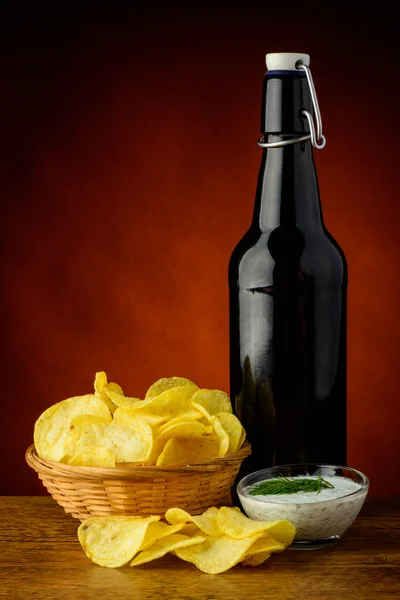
[155, 437, 219, 466]
[59, 454, 72, 464]
[109, 386, 199, 421]
[68, 446, 116, 468]
[242, 551, 271, 566]
[209, 416, 229, 456]
[174, 533, 264, 574]
[130, 534, 205, 566]
[215, 412, 244, 453]
[248, 536, 285, 555]
[94, 372, 120, 413]
[190, 389, 232, 415]
[157, 420, 211, 440]
[65, 414, 110, 457]
[106, 391, 143, 410]
[165, 507, 222, 537]
[180, 523, 203, 537]
[216, 507, 295, 546]
[146, 437, 168, 466]
[190, 401, 212, 423]
[65, 413, 153, 463]
[241, 537, 285, 566]
[113, 407, 167, 428]
[94, 371, 108, 395]
[165, 507, 193, 525]
[258, 521, 296, 547]
[145, 377, 198, 399]
[156, 412, 203, 434]
[34, 395, 112, 461]
[139, 522, 187, 551]
[108, 418, 153, 463]
[238, 426, 246, 450]
[132, 385, 199, 418]
[78, 515, 159, 568]
[189, 403, 229, 456]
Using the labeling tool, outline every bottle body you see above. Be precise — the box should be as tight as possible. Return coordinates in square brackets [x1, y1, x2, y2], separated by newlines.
[229, 69, 347, 476]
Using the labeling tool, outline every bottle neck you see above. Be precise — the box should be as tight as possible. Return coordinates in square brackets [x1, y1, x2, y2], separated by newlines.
[253, 71, 323, 231]
[252, 141, 323, 231]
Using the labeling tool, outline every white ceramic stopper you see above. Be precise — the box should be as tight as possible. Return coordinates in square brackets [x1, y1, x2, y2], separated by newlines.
[266, 53, 310, 71]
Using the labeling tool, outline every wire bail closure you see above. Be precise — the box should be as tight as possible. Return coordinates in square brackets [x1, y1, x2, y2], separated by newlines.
[258, 61, 326, 150]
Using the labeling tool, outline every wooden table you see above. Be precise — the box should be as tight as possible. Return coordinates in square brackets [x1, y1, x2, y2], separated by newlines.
[0, 497, 399, 600]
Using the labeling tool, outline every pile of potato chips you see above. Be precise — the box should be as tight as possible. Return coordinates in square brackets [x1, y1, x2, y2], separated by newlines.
[34, 373, 246, 467]
[78, 506, 295, 573]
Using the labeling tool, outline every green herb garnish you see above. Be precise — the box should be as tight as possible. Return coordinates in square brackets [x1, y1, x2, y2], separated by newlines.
[248, 475, 334, 496]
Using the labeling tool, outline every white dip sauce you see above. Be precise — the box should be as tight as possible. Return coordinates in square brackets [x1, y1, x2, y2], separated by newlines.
[239, 475, 367, 539]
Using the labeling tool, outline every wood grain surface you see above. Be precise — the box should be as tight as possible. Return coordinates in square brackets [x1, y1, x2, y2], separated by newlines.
[0, 496, 399, 600]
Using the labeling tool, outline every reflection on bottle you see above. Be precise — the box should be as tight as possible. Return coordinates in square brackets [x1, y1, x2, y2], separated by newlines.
[235, 355, 276, 477]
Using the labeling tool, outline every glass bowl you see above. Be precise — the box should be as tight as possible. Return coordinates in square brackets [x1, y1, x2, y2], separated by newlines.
[237, 463, 369, 550]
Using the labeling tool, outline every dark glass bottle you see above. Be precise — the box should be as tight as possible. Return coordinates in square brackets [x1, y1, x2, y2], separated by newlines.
[229, 56, 347, 478]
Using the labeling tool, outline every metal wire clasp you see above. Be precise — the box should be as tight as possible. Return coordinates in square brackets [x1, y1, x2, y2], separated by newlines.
[258, 61, 326, 150]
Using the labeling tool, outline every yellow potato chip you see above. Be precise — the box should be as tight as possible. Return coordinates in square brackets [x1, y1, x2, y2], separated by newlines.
[155, 437, 219, 466]
[241, 537, 285, 566]
[132, 385, 199, 418]
[242, 551, 271, 566]
[34, 395, 112, 461]
[78, 515, 159, 568]
[94, 372, 124, 413]
[215, 412, 244, 453]
[94, 371, 108, 394]
[156, 412, 203, 434]
[65, 414, 153, 463]
[65, 414, 110, 457]
[189, 403, 229, 456]
[190, 389, 232, 415]
[34, 402, 63, 459]
[147, 421, 212, 466]
[130, 534, 205, 566]
[258, 521, 296, 547]
[59, 454, 72, 464]
[147, 416, 209, 465]
[113, 407, 167, 428]
[174, 533, 263, 574]
[108, 418, 153, 463]
[190, 402, 213, 429]
[68, 446, 116, 468]
[209, 416, 229, 456]
[103, 382, 125, 410]
[106, 391, 143, 410]
[190, 507, 223, 537]
[139, 522, 187, 551]
[109, 386, 199, 421]
[145, 437, 168, 466]
[248, 537, 285, 555]
[165, 507, 193, 525]
[216, 507, 295, 546]
[238, 426, 246, 450]
[157, 420, 211, 440]
[180, 523, 203, 537]
[145, 377, 198, 399]
[165, 507, 222, 537]
[105, 382, 124, 396]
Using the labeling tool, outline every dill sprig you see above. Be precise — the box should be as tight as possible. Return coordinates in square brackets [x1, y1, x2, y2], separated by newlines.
[248, 475, 334, 496]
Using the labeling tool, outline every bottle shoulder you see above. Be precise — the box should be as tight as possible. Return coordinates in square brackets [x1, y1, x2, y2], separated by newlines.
[229, 225, 347, 288]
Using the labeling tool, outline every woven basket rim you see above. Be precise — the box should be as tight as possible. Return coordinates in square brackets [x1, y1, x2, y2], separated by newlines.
[26, 442, 251, 480]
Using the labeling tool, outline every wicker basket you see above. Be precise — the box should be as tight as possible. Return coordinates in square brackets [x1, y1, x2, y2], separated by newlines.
[26, 443, 251, 521]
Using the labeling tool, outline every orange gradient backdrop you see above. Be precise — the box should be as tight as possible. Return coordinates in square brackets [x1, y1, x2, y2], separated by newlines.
[1, 6, 398, 495]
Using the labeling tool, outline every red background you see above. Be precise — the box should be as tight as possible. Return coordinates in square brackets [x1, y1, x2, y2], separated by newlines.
[1, 4, 398, 495]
